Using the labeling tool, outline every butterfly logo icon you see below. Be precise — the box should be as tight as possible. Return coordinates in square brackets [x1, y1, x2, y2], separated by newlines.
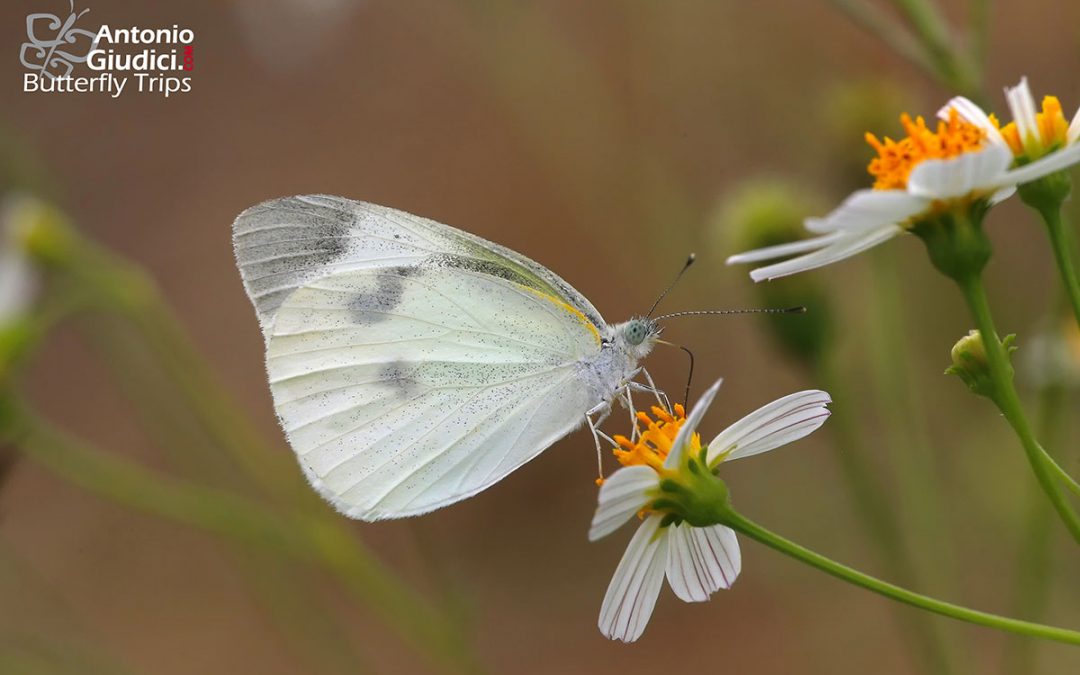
[20, 0, 99, 80]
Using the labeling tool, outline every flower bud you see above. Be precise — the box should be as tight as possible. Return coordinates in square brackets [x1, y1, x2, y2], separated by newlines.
[946, 329, 1016, 399]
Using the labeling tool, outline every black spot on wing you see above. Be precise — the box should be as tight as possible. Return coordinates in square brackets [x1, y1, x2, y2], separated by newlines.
[348, 266, 420, 324]
[378, 360, 422, 398]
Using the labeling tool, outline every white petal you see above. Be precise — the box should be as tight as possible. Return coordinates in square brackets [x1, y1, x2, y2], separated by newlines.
[665, 523, 710, 602]
[598, 515, 669, 642]
[906, 144, 1013, 200]
[665, 523, 741, 601]
[938, 96, 1008, 147]
[1000, 142, 1080, 186]
[1005, 77, 1039, 154]
[989, 186, 1016, 205]
[1068, 105, 1080, 145]
[663, 378, 723, 470]
[693, 524, 741, 590]
[732, 190, 924, 281]
[707, 390, 831, 464]
[748, 224, 903, 282]
[725, 231, 841, 265]
[589, 465, 658, 541]
[805, 189, 928, 234]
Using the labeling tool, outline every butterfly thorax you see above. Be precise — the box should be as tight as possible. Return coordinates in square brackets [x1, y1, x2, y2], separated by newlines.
[576, 318, 660, 406]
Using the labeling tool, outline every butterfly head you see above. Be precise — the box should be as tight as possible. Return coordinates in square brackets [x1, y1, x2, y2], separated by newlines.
[613, 317, 661, 360]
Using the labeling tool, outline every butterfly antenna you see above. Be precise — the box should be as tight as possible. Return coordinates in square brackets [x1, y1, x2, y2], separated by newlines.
[646, 253, 696, 318]
[654, 306, 805, 321]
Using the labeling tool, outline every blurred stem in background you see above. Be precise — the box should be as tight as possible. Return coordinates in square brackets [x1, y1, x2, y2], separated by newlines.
[0, 199, 482, 675]
[967, 0, 991, 81]
[865, 247, 959, 592]
[890, 0, 978, 94]
[1040, 205, 1080, 330]
[826, 0, 936, 77]
[825, 0, 984, 100]
[718, 180, 956, 675]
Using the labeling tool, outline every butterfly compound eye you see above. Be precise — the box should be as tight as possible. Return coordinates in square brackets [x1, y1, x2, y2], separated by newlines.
[624, 320, 647, 346]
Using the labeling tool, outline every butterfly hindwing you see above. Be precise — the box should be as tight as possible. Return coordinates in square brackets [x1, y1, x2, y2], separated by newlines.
[266, 264, 600, 519]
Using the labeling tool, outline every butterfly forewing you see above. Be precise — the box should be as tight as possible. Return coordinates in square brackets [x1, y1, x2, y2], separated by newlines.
[233, 195, 606, 337]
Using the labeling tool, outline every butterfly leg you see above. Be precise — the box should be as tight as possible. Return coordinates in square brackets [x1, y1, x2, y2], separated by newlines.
[626, 369, 670, 414]
[640, 368, 671, 412]
[617, 369, 646, 440]
[585, 402, 617, 481]
[619, 386, 640, 441]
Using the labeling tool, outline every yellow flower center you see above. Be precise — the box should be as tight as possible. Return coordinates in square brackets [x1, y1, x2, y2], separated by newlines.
[612, 404, 701, 472]
[990, 95, 1070, 159]
[865, 108, 987, 190]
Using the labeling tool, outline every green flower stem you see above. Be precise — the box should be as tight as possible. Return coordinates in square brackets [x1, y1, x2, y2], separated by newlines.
[956, 273, 1080, 544]
[722, 508, 1080, 646]
[1039, 204, 1080, 332]
[2, 400, 480, 675]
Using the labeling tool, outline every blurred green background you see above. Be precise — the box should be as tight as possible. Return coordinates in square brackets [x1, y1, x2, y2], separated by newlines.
[2, 0, 1080, 673]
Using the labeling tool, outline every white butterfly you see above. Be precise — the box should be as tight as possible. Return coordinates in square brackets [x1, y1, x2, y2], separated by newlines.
[233, 195, 666, 520]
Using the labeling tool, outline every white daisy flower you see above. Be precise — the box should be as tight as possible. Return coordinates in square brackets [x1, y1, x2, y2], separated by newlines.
[726, 79, 1080, 282]
[591, 379, 831, 642]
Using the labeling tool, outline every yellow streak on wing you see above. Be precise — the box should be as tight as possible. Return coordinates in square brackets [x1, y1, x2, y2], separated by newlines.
[517, 284, 602, 346]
